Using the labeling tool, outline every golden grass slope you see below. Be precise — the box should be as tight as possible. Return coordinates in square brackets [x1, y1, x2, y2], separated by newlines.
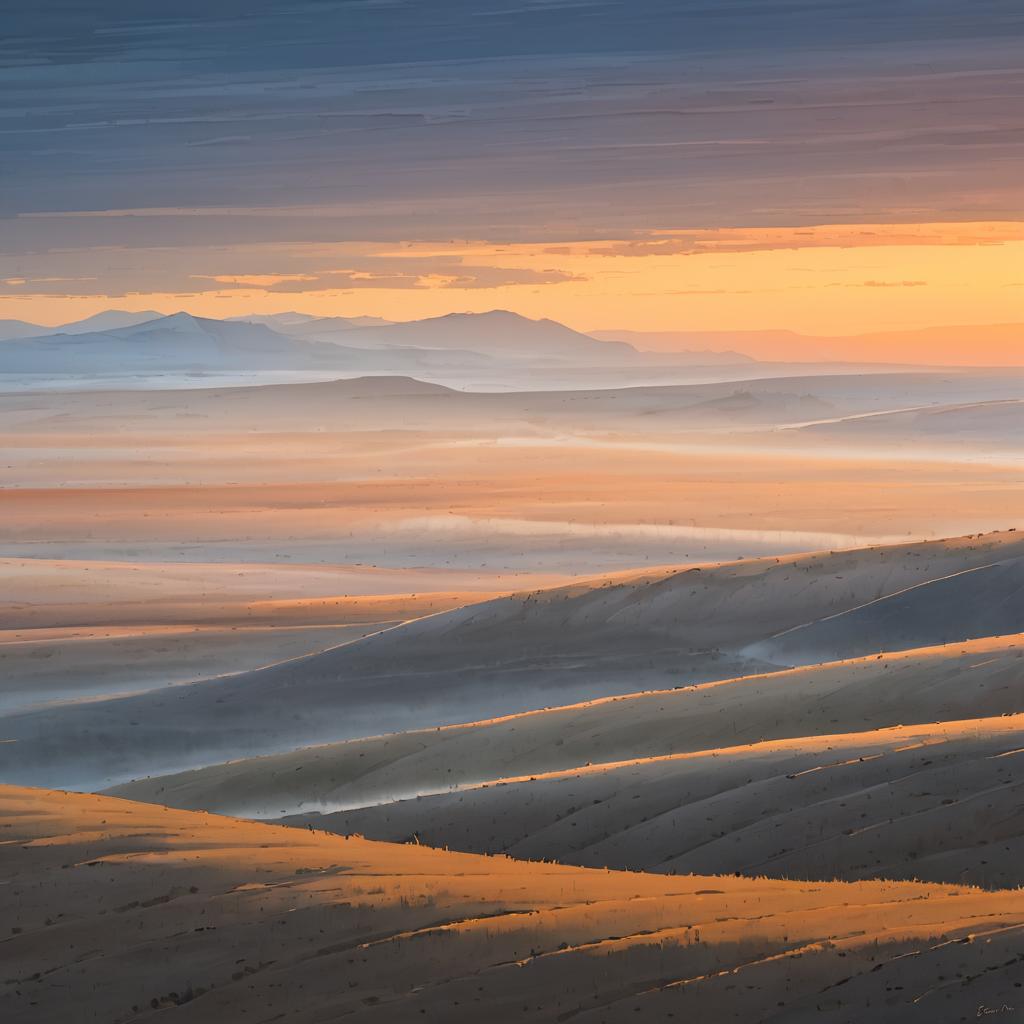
[3, 786, 1024, 1023]
[286, 714, 1024, 889]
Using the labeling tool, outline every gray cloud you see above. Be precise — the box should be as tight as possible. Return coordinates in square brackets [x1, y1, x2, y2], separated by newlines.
[2, 2, 1023, 298]
[0, 244, 584, 297]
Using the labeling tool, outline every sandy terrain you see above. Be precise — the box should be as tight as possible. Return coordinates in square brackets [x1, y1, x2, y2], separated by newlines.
[111, 633, 1024, 818]
[3, 786, 1024, 1024]
[5, 530, 1023, 792]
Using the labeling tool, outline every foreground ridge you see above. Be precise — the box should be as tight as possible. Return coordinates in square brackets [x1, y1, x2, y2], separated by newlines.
[2, 786, 1024, 1023]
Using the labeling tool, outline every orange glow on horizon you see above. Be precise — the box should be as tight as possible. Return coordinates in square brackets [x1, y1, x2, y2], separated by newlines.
[3, 220, 1021, 363]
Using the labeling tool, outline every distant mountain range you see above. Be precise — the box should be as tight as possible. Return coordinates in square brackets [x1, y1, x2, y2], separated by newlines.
[0, 312, 527, 375]
[590, 330, 756, 365]
[327, 310, 635, 360]
[229, 312, 394, 332]
[592, 324, 1024, 366]
[0, 319, 49, 342]
[272, 314, 397, 336]
[0, 312, 330, 374]
[0, 310, 162, 341]
[0, 309, 732, 376]
[4, 311, 1022, 373]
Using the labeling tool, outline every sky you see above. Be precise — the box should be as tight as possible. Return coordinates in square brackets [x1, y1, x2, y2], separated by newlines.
[2, 1, 1022, 346]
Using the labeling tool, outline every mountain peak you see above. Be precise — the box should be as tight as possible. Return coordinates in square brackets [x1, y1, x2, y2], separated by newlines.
[54, 309, 164, 336]
[160, 311, 201, 327]
[451, 309, 529, 323]
[325, 308, 636, 361]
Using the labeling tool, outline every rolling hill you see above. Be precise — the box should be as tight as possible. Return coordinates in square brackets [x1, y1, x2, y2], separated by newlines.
[110, 633, 1024, 820]
[4, 785, 1024, 1024]
[745, 557, 1024, 666]
[281, 711, 1024, 889]
[2, 530, 1022, 792]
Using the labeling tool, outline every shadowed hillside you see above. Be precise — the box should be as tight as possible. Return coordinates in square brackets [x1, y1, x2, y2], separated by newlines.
[4, 530, 1023, 791]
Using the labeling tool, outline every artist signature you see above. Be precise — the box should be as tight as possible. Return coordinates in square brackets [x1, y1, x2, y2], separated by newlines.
[977, 1006, 1015, 1018]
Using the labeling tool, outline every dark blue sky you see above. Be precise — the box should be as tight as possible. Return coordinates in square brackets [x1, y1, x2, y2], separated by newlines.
[2, 1, 1022, 322]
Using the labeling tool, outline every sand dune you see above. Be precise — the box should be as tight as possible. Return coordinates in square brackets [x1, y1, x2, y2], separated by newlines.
[283, 714, 1024, 889]
[4, 786, 1024, 1023]
[4, 531, 1024, 791]
[110, 633, 1024, 818]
